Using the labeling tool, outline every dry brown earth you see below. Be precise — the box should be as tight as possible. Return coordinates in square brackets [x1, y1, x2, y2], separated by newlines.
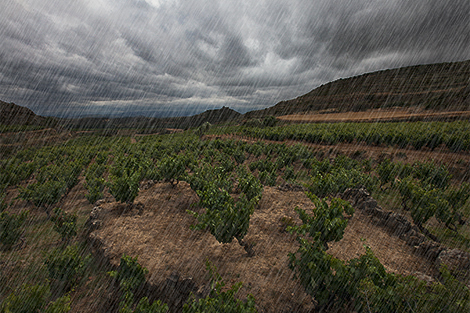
[277, 108, 470, 123]
[89, 182, 437, 312]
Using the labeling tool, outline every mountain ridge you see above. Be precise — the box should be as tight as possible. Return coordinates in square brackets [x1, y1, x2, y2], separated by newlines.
[2, 59, 469, 128]
[244, 59, 470, 118]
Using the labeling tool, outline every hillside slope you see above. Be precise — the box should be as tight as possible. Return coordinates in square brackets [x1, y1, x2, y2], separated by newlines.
[245, 60, 470, 118]
[62, 106, 241, 130]
[0, 100, 51, 126]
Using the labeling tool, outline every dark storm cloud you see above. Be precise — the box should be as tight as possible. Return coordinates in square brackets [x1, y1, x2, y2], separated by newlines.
[1, 0, 469, 117]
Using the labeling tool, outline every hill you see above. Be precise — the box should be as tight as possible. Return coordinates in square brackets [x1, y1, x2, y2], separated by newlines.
[0, 100, 56, 127]
[62, 106, 241, 130]
[244, 60, 470, 118]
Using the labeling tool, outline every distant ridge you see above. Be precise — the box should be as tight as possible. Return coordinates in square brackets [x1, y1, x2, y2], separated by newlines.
[245, 59, 470, 118]
[0, 100, 56, 126]
[62, 106, 241, 130]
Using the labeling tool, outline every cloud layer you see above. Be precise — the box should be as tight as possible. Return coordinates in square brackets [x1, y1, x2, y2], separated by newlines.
[1, 0, 469, 117]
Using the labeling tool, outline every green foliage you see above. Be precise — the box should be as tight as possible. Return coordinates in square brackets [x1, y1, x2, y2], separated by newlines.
[236, 167, 263, 202]
[18, 180, 67, 212]
[288, 194, 354, 248]
[84, 160, 107, 204]
[190, 194, 255, 244]
[443, 182, 470, 229]
[288, 190, 470, 312]
[44, 294, 72, 313]
[0, 210, 28, 250]
[196, 181, 234, 211]
[44, 244, 91, 287]
[109, 172, 140, 204]
[233, 148, 246, 165]
[258, 170, 277, 186]
[50, 208, 77, 241]
[358, 265, 470, 313]
[248, 159, 277, 173]
[237, 120, 470, 152]
[262, 116, 278, 127]
[377, 159, 412, 188]
[109, 156, 143, 204]
[84, 177, 105, 204]
[109, 254, 148, 292]
[196, 122, 211, 137]
[397, 177, 469, 232]
[188, 165, 260, 250]
[0, 157, 36, 187]
[109, 255, 167, 313]
[85, 162, 106, 179]
[133, 298, 168, 313]
[0, 282, 72, 313]
[412, 160, 451, 189]
[282, 165, 296, 182]
[183, 262, 257, 313]
[0, 190, 7, 212]
[0, 283, 51, 313]
[119, 296, 168, 313]
[307, 167, 376, 198]
[288, 238, 397, 310]
[188, 164, 233, 195]
[158, 154, 188, 186]
[305, 155, 377, 198]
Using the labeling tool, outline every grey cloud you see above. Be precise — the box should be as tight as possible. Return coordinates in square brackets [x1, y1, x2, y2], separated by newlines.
[0, 0, 469, 118]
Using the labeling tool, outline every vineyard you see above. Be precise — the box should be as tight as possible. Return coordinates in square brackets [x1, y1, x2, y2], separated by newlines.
[1, 120, 470, 312]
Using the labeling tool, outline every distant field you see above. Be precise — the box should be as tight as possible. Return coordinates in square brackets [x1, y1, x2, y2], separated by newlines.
[278, 108, 470, 123]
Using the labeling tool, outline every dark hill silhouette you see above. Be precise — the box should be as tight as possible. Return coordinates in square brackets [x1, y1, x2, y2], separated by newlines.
[244, 60, 470, 118]
[0, 100, 58, 127]
[62, 106, 241, 130]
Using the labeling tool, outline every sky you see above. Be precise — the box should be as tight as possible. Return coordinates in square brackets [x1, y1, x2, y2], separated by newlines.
[1, 0, 469, 118]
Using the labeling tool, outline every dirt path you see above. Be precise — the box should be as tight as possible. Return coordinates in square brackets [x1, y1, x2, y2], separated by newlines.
[277, 108, 470, 123]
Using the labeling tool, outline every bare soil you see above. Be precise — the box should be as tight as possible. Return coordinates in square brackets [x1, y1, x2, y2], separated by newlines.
[3, 122, 470, 312]
[90, 182, 436, 312]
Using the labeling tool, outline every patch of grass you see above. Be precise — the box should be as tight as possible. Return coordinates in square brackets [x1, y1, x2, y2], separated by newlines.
[428, 225, 470, 252]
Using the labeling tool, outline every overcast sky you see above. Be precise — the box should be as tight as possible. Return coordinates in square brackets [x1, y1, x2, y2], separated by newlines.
[1, 0, 469, 118]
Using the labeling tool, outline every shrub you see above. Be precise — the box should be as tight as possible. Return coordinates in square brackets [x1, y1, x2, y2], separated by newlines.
[0, 283, 71, 313]
[109, 172, 140, 204]
[109, 255, 168, 313]
[84, 177, 105, 204]
[0, 283, 51, 313]
[18, 181, 67, 216]
[236, 167, 263, 203]
[0, 210, 28, 250]
[183, 261, 257, 313]
[44, 244, 91, 288]
[109, 254, 148, 292]
[158, 155, 188, 187]
[50, 208, 78, 242]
